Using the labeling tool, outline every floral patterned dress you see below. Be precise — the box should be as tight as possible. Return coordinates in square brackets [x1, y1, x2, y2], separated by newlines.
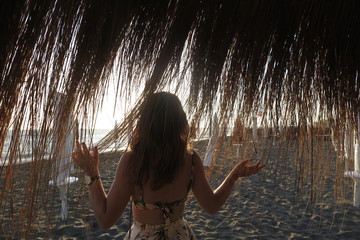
[124, 155, 196, 240]
[124, 217, 196, 240]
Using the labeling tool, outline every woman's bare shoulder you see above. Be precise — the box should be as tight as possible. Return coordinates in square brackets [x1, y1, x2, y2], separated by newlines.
[117, 150, 133, 171]
[122, 150, 134, 159]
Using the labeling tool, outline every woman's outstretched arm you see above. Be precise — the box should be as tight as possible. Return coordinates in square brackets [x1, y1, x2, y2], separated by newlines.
[191, 150, 264, 214]
[72, 141, 132, 229]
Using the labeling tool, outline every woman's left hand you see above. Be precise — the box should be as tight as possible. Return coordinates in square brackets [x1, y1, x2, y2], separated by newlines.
[233, 160, 265, 179]
[72, 141, 100, 176]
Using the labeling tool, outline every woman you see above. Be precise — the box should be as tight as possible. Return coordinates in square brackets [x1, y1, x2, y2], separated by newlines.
[72, 92, 264, 239]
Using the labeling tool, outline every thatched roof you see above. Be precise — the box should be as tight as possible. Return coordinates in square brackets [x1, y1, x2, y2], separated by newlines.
[1, 0, 360, 237]
[2, 0, 360, 131]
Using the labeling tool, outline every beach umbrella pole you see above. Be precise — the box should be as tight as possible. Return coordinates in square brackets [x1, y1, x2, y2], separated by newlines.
[345, 112, 360, 207]
[59, 185, 68, 220]
[252, 116, 257, 141]
[264, 119, 268, 139]
[352, 112, 360, 207]
[114, 121, 118, 149]
[49, 93, 78, 219]
[204, 114, 219, 167]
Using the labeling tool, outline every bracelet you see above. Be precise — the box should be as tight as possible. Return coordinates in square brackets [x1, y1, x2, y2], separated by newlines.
[85, 175, 100, 186]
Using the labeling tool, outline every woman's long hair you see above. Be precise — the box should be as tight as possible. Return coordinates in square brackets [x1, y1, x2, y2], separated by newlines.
[130, 92, 189, 190]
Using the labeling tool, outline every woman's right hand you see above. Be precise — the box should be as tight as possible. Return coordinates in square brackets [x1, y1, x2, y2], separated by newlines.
[72, 141, 100, 176]
[233, 160, 264, 179]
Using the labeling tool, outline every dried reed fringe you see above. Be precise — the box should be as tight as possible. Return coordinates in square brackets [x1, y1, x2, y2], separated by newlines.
[1, 0, 360, 238]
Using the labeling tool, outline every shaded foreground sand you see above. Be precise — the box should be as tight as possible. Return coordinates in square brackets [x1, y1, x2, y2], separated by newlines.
[1, 139, 360, 239]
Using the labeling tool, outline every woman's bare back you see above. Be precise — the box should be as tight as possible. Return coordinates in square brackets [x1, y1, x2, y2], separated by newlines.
[132, 151, 194, 224]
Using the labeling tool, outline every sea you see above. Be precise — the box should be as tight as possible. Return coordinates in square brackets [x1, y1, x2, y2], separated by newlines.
[2, 111, 265, 167]
[1, 128, 216, 166]
[0, 129, 118, 166]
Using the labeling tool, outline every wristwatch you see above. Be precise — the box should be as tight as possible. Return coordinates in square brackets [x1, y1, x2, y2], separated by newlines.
[85, 175, 100, 185]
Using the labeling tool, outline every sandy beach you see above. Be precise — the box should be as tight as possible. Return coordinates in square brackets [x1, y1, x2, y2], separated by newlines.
[1, 139, 359, 239]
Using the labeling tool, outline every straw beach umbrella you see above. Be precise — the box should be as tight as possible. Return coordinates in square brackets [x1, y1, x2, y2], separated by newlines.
[1, 0, 360, 237]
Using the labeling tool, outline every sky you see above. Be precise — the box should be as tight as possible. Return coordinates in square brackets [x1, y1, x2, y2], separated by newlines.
[94, 91, 123, 130]
[94, 82, 138, 130]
